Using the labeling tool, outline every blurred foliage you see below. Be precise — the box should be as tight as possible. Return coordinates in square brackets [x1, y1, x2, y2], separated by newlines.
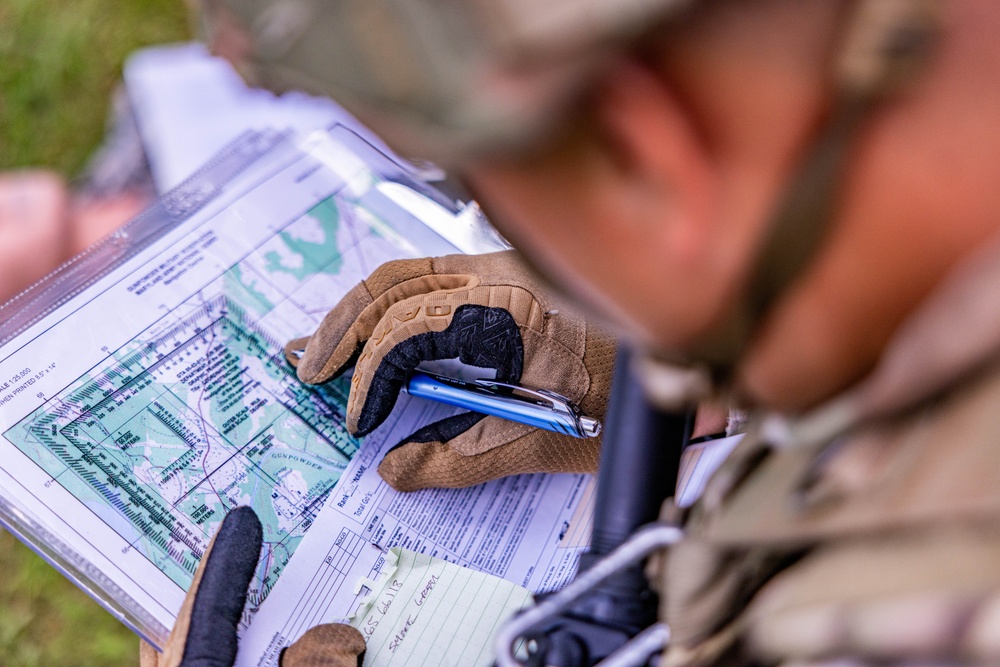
[0, 1, 189, 664]
[0, 0, 191, 176]
[0, 531, 141, 665]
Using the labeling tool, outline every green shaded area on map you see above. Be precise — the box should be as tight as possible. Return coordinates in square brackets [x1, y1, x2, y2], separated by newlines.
[4, 297, 359, 614]
[222, 193, 403, 323]
[265, 197, 344, 280]
[226, 263, 277, 314]
[1, 191, 422, 626]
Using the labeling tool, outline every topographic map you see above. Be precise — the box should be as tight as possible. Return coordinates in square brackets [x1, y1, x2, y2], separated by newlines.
[4, 192, 415, 619]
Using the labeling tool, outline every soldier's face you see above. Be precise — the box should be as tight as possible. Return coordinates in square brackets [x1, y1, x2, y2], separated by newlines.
[464, 15, 1000, 411]
[462, 57, 751, 358]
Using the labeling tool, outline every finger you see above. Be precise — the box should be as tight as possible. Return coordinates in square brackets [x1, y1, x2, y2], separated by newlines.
[349, 303, 525, 435]
[295, 259, 478, 385]
[163, 506, 263, 667]
[284, 336, 310, 370]
[280, 623, 366, 667]
[291, 280, 376, 384]
[140, 640, 161, 667]
[378, 420, 600, 491]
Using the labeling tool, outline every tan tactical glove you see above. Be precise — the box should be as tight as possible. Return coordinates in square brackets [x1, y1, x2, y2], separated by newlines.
[140, 507, 366, 667]
[279, 625, 366, 667]
[655, 365, 1000, 667]
[286, 250, 615, 491]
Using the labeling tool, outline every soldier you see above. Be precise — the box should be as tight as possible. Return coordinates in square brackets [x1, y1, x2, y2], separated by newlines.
[154, 0, 1000, 665]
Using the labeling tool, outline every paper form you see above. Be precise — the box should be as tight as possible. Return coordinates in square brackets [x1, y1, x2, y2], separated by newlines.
[0, 129, 592, 655]
[235, 394, 593, 666]
[675, 434, 744, 507]
[350, 548, 531, 667]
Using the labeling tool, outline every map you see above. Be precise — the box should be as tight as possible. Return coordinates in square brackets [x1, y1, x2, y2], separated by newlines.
[2, 192, 418, 619]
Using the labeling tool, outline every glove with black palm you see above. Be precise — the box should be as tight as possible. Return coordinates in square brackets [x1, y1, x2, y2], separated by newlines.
[140, 507, 366, 667]
[286, 250, 616, 491]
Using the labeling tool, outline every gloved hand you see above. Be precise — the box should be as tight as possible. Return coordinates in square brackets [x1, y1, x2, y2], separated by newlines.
[140, 506, 366, 667]
[285, 250, 616, 491]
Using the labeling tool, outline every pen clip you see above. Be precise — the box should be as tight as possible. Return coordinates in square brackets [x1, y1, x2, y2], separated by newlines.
[475, 378, 601, 437]
[473, 379, 577, 416]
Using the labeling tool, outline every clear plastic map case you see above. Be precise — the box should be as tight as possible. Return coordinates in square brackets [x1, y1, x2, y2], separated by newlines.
[0, 126, 506, 648]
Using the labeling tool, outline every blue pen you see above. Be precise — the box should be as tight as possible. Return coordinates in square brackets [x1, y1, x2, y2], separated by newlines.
[404, 371, 602, 438]
[287, 347, 601, 437]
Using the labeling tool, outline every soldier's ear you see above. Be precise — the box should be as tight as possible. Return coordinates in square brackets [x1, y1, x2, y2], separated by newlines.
[592, 57, 719, 274]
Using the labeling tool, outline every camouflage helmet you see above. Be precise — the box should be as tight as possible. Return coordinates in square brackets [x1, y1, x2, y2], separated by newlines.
[198, 0, 690, 162]
[199, 0, 941, 376]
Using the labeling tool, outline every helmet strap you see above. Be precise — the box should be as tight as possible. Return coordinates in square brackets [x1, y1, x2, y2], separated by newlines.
[686, 0, 942, 380]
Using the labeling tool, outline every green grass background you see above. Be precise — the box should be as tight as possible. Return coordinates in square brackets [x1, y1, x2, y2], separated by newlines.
[0, 1, 190, 663]
[1, 0, 189, 173]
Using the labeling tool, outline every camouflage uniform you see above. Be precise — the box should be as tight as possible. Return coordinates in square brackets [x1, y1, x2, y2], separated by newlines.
[660, 234, 1000, 666]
